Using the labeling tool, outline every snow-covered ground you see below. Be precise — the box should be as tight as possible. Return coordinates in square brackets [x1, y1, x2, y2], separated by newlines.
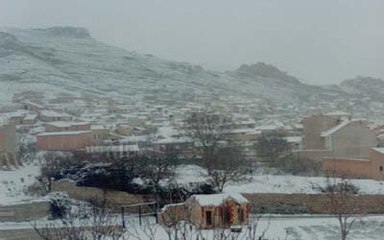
[0, 215, 383, 240]
[0, 163, 40, 205]
[1, 163, 384, 239]
[225, 174, 384, 194]
[175, 165, 384, 194]
[2, 163, 384, 206]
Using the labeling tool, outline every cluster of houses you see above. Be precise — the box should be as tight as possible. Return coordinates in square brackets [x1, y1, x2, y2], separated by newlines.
[3, 93, 384, 182]
[5, 95, 384, 230]
[298, 111, 384, 180]
[0, 98, 271, 167]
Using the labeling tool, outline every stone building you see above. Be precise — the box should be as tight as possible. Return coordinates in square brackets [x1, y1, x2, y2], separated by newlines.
[322, 148, 384, 180]
[159, 193, 250, 229]
[36, 131, 93, 151]
[299, 113, 377, 161]
[302, 114, 341, 150]
[322, 157, 372, 179]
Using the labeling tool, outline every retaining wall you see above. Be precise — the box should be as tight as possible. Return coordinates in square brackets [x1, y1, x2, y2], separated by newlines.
[0, 201, 49, 222]
[243, 193, 384, 214]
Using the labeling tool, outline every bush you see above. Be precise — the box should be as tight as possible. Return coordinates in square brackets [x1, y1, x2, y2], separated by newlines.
[321, 181, 359, 194]
[48, 192, 72, 220]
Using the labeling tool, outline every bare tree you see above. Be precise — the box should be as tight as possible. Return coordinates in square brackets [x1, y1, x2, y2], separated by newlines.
[159, 204, 202, 240]
[85, 195, 124, 240]
[139, 149, 178, 195]
[17, 132, 37, 164]
[205, 143, 248, 192]
[319, 176, 364, 240]
[33, 210, 87, 240]
[33, 198, 124, 240]
[126, 217, 158, 240]
[185, 110, 247, 192]
[185, 110, 229, 164]
[112, 148, 178, 204]
[255, 132, 289, 168]
[243, 214, 271, 240]
[36, 152, 67, 195]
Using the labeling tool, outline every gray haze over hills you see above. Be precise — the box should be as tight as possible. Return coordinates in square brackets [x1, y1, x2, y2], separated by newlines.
[1, 26, 384, 121]
[1, 0, 383, 85]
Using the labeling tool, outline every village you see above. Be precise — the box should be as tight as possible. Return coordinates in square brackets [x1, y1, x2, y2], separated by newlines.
[0, 6, 383, 238]
[2, 91, 384, 239]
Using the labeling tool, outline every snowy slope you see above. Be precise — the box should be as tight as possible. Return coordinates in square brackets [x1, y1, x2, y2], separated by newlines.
[340, 76, 384, 100]
[0, 26, 350, 108]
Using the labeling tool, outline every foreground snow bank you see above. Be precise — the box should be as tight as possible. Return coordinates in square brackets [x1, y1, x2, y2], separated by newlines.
[1, 215, 383, 240]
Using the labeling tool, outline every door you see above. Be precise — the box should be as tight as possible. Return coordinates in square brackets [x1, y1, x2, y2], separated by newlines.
[206, 210, 212, 226]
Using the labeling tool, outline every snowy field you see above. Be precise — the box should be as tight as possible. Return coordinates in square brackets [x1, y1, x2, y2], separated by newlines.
[3, 163, 384, 206]
[0, 163, 41, 205]
[175, 165, 384, 195]
[0, 215, 383, 240]
[2, 164, 384, 239]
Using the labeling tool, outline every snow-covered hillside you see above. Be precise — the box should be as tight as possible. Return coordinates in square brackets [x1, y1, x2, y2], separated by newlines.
[0, 26, 351, 108]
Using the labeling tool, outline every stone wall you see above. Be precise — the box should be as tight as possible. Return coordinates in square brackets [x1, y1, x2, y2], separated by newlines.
[0, 229, 41, 240]
[243, 193, 384, 214]
[52, 180, 146, 211]
[0, 201, 49, 222]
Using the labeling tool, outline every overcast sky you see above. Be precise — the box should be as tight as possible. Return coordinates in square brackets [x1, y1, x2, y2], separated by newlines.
[1, 0, 383, 84]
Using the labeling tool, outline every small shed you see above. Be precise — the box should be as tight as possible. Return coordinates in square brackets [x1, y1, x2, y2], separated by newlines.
[159, 193, 250, 229]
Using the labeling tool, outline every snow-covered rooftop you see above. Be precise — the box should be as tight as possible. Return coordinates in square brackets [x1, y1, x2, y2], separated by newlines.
[192, 193, 249, 206]
[223, 128, 258, 134]
[324, 111, 351, 117]
[39, 110, 71, 117]
[24, 114, 37, 120]
[321, 120, 350, 137]
[91, 125, 107, 130]
[86, 144, 140, 153]
[37, 130, 92, 136]
[321, 119, 367, 137]
[372, 148, 384, 154]
[46, 121, 90, 128]
[284, 136, 302, 143]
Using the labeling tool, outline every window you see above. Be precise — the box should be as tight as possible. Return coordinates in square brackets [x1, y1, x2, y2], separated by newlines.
[380, 166, 383, 172]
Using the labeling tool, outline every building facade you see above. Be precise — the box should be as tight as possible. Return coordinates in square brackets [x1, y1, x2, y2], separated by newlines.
[36, 131, 93, 151]
[0, 124, 19, 168]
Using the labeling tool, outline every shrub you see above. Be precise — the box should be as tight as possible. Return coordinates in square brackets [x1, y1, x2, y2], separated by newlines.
[48, 192, 72, 220]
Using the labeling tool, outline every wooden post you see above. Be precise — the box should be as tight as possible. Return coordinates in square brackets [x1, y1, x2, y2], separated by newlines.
[121, 207, 125, 229]
[155, 202, 159, 224]
[138, 205, 142, 226]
